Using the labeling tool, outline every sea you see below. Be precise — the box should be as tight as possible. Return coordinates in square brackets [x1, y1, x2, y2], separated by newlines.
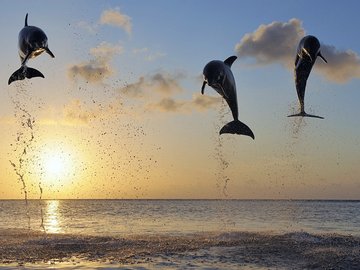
[0, 199, 359, 269]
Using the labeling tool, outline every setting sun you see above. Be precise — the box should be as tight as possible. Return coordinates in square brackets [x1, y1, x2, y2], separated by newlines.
[37, 145, 75, 184]
[44, 154, 68, 177]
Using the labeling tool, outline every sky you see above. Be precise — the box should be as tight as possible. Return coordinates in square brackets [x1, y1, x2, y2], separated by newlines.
[0, 0, 359, 200]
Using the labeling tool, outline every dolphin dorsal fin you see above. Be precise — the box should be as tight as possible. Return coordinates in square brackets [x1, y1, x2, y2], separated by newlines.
[25, 13, 28, 26]
[224, 56, 237, 67]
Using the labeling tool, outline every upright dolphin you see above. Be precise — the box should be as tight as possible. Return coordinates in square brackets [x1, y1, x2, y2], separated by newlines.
[8, 13, 55, 85]
[202, 56, 254, 139]
[288, 35, 327, 119]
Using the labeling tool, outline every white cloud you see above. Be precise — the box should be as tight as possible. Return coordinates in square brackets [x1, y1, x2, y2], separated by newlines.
[119, 72, 185, 98]
[119, 73, 222, 114]
[235, 18, 304, 68]
[100, 8, 132, 34]
[132, 47, 166, 62]
[315, 45, 360, 83]
[68, 42, 123, 83]
[235, 18, 360, 83]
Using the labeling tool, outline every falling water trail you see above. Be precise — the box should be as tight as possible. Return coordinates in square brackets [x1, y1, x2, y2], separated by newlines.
[287, 102, 307, 139]
[39, 183, 46, 233]
[8, 83, 38, 230]
[281, 103, 310, 191]
[213, 100, 231, 198]
[69, 81, 159, 199]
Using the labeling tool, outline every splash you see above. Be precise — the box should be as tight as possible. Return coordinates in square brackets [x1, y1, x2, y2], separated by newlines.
[67, 81, 160, 198]
[213, 100, 231, 198]
[282, 102, 316, 187]
[39, 183, 46, 233]
[287, 102, 308, 139]
[8, 83, 40, 230]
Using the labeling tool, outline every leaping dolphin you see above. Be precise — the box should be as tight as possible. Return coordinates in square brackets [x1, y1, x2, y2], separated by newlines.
[202, 56, 254, 139]
[8, 13, 55, 85]
[288, 35, 327, 119]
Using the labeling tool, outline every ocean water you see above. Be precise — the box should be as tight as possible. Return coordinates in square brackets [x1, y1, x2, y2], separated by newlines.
[0, 199, 359, 269]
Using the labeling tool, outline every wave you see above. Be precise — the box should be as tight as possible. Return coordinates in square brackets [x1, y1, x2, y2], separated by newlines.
[0, 229, 359, 269]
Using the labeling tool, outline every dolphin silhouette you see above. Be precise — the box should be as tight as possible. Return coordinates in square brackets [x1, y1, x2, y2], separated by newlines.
[8, 13, 55, 85]
[288, 35, 327, 119]
[202, 56, 254, 139]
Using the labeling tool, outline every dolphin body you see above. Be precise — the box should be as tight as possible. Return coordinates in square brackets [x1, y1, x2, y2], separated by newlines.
[202, 56, 254, 139]
[8, 13, 55, 85]
[288, 35, 327, 119]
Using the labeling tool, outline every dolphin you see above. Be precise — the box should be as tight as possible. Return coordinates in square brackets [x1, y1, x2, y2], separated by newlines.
[202, 56, 254, 139]
[288, 35, 327, 119]
[8, 13, 55, 85]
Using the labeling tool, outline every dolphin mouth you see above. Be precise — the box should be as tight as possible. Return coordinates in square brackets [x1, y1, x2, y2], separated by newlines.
[32, 48, 46, 58]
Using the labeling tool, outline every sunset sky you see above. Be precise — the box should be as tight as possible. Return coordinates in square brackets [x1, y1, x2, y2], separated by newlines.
[0, 0, 359, 200]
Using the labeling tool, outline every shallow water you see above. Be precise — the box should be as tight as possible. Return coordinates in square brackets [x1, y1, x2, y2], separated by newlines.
[0, 200, 359, 269]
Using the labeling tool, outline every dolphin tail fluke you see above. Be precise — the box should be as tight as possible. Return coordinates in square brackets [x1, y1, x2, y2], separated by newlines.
[287, 112, 324, 119]
[220, 120, 255, 139]
[8, 66, 44, 85]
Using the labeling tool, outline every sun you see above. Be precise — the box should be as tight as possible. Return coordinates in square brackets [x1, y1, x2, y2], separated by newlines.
[38, 145, 74, 182]
[44, 154, 68, 177]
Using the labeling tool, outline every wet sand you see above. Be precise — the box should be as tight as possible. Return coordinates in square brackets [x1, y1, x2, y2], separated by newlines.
[0, 230, 359, 269]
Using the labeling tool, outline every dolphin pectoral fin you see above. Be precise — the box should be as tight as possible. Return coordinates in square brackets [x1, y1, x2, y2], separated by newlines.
[201, 81, 206, 94]
[219, 120, 255, 139]
[224, 56, 237, 67]
[8, 66, 44, 85]
[318, 52, 327, 63]
[287, 112, 324, 119]
[45, 47, 55, 58]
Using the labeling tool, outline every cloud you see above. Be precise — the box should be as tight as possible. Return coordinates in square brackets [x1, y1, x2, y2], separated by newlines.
[100, 8, 132, 34]
[68, 42, 123, 83]
[121, 77, 147, 98]
[235, 18, 304, 68]
[77, 21, 97, 34]
[235, 18, 360, 83]
[61, 99, 121, 126]
[191, 94, 222, 111]
[145, 52, 167, 62]
[63, 99, 96, 124]
[119, 72, 222, 113]
[315, 45, 360, 83]
[132, 47, 149, 54]
[150, 73, 184, 95]
[90, 42, 124, 60]
[132, 47, 166, 62]
[148, 98, 185, 112]
[120, 72, 185, 98]
[68, 64, 112, 83]
[147, 94, 222, 113]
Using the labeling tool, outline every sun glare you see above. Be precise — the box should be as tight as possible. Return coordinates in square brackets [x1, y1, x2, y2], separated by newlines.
[44, 154, 67, 176]
[38, 145, 74, 183]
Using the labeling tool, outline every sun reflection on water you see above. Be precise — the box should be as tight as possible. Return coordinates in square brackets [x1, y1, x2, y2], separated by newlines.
[44, 200, 62, 233]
